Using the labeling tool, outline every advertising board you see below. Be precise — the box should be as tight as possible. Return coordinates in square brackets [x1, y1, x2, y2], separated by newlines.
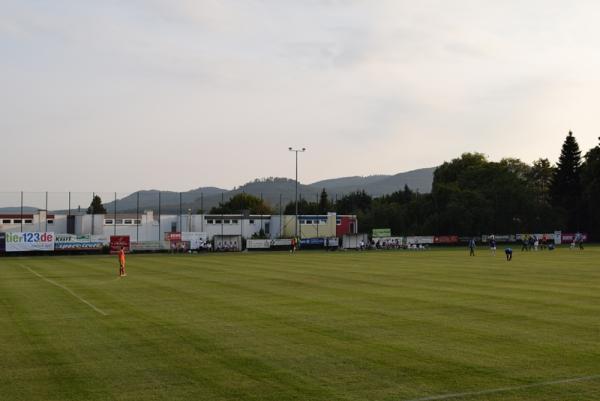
[54, 233, 102, 251]
[372, 228, 391, 238]
[165, 232, 182, 241]
[246, 239, 271, 249]
[561, 233, 588, 243]
[406, 236, 434, 245]
[5, 232, 55, 252]
[55, 242, 103, 251]
[434, 235, 459, 244]
[181, 232, 208, 249]
[110, 236, 130, 253]
[130, 241, 162, 251]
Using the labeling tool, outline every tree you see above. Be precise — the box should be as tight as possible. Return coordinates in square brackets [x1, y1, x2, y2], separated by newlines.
[87, 195, 107, 214]
[529, 158, 554, 204]
[210, 193, 273, 214]
[335, 190, 372, 215]
[318, 188, 330, 213]
[581, 137, 600, 238]
[550, 131, 582, 230]
[284, 197, 319, 215]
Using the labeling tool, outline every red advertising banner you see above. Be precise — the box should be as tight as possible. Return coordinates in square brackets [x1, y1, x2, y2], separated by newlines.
[165, 232, 182, 241]
[434, 235, 459, 244]
[110, 235, 130, 254]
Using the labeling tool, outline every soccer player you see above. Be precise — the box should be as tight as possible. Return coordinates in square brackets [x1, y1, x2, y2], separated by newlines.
[489, 236, 497, 256]
[575, 232, 584, 250]
[118, 247, 127, 277]
[468, 238, 476, 256]
[505, 247, 513, 261]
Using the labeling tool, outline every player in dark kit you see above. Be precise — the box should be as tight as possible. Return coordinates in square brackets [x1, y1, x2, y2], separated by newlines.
[468, 238, 476, 256]
[505, 247, 513, 261]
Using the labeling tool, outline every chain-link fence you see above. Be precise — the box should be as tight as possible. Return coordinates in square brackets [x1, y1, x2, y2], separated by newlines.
[0, 190, 350, 246]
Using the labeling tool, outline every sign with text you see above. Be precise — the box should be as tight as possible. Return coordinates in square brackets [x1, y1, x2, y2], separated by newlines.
[130, 241, 161, 251]
[5, 232, 55, 252]
[372, 228, 391, 238]
[272, 239, 292, 247]
[109, 236, 130, 254]
[165, 232, 182, 241]
[55, 234, 91, 243]
[561, 233, 588, 243]
[55, 242, 103, 251]
[181, 232, 208, 249]
[434, 235, 459, 244]
[406, 236, 434, 245]
[247, 239, 271, 249]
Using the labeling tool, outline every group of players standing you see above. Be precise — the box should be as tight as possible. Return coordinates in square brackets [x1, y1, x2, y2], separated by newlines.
[468, 233, 584, 262]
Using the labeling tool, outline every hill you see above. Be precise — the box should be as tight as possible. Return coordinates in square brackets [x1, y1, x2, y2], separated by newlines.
[3, 168, 436, 214]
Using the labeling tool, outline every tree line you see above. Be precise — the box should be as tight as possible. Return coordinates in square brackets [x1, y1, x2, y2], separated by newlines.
[210, 132, 599, 239]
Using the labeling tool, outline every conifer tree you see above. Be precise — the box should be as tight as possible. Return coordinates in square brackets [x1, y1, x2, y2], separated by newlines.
[550, 131, 582, 229]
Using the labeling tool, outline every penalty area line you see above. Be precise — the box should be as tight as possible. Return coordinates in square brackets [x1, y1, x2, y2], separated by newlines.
[21, 265, 108, 316]
[405, 374, 600, 401]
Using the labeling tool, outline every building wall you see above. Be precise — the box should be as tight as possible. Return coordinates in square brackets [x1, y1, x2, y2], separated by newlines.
[336, 215, 358, 237]
[282, 214, 337, 238]
[0, 212, 65, 233]
[1, 211, 355, 242]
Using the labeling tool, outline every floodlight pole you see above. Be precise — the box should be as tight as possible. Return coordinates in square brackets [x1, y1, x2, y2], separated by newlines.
[289, 147, 306, 238]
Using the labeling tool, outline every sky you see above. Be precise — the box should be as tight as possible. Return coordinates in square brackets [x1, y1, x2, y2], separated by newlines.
[2, 0, 600, 193]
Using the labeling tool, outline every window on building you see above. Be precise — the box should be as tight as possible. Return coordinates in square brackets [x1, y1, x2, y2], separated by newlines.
[24, 219, 33, 224]
[249, 220, 255, 224]
[207, 219, 214, 224]
[336, 217, 341, 225]
[124, 219, 132, 225]
[215, 219, 222, 224]
[2, 219, 11, 224]
[224, 220, 231, 224]
[265, 222, 270, 234]
[104, 219, 114, 225]
[13, 219, 22, 224]
[231, 219, 238, 224]
[47, 219, 54, 225]
[115, 219, 123, 225]
[134, 219, 141, 224]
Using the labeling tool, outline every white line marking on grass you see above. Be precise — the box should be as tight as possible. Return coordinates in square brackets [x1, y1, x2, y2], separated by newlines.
[405, 374, 600, 401]
[21, 265, 108, 316]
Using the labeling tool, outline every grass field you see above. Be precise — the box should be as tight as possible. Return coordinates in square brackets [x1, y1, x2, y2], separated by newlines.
[1, 247, 600, 401]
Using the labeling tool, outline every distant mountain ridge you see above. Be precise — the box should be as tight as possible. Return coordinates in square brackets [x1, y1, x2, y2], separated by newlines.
[103, 167, 435, 213]
[310, 167, 434, 196]
[1, 167, 436, 214]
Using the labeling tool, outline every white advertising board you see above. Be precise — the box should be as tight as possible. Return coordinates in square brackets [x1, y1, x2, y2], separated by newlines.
[182, 232, 208, 249]
[5, 232, 55, 252]
[247, 239, 271, 249]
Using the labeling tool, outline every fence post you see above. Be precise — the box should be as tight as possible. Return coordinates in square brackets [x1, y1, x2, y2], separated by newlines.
[113, 192, 116, 236]
[136, 191, 140, 242]
[20, 191, 23, 231]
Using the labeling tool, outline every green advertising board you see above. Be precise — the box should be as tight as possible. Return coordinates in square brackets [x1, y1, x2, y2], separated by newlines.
[372, 228, 391, 238]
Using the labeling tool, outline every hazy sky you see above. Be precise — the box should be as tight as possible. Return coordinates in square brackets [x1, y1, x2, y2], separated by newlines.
[2, 0, 600, 192]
